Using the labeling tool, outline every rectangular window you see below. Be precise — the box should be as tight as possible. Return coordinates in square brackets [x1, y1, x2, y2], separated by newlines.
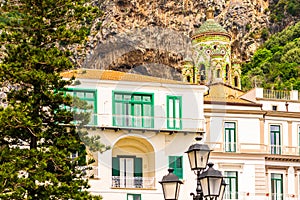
[63, 88, 97, 125]
[271, 173, 283, 200]
[113, 92, 154, 128]
[224, 122, 236, 152]
[169, 156, 183, 179]
[224, 171, 238, 199]
[270, 125, 281, 154]
[272, 105, 278, 111]
[112, 157, 143, 188]
[167, 96, 182, 130]
[127, 194, 141, 200]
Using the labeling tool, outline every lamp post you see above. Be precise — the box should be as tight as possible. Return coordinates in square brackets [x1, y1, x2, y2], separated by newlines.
[160, 137, 226, 200]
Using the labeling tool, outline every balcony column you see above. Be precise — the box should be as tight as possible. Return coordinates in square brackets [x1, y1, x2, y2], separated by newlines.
[259, 118, 265, 152]
[285, 170, 289, 199]
[290, 90, 298, 101]
[256, 88, 263, 98]
[205, 116, 211, 142]
[288, 167, 295, 197]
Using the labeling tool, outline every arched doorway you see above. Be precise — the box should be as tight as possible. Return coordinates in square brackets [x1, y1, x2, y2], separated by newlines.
[111, 136, 155, 189]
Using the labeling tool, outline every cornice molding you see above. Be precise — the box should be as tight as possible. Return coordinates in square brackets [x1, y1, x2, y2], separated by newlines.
[204, 108, 265, 115]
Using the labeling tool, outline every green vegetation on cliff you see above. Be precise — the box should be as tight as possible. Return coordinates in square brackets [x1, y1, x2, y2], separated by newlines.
[242, 21, 300, 91]
[269, 0, 300, 22]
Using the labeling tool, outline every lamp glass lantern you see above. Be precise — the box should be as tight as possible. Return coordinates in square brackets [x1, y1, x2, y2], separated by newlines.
[159, 168, 183, 200]
[199, 163, 223, 198]
[185, 142, 211, 170]
[217, 180, 227, 200]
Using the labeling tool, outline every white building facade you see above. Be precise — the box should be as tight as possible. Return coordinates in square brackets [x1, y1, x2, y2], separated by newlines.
[205, 85, 300, 200]
[63, 68, 300, 200]
[62, 69, 209, 200]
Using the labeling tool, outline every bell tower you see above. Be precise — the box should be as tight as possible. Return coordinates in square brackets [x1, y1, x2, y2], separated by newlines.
[182, 7, 241, 89]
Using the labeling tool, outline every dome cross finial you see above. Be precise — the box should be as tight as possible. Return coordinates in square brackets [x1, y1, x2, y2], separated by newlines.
[206, 6, 214, 20]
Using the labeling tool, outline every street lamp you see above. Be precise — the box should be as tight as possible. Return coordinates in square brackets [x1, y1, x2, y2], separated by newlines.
[160, 137, 225, 200]
[185, 137, 211, 170]
[199, 163, 223, 199]
[159, 168, 183, 200]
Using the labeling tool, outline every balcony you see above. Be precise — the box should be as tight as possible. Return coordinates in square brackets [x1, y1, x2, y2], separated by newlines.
[263, 89, 290, 100]
[222, 192, 298, 200]
[252, 88, 299, 101]
[111, 176, 155, 189]
[270, 144, 281, 155]
[96, 114, 205, 133]
[206, 142, 300, 157]
[224, 142, 237, 152]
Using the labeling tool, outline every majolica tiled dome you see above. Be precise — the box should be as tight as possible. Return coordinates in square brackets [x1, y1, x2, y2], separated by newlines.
[193, 19, 229, 36]
[192, 8, 231, 39]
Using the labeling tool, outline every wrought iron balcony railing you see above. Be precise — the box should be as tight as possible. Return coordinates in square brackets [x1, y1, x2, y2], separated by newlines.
[111, 176, 155, 189]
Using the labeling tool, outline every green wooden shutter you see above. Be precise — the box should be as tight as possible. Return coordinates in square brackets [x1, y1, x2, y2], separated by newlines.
[175, 157, 183, 179]
[134, 157, 143, 177]
[169, 156, 183, 179]
[112, 157, 120, 176]
[169, 156, 175, 169]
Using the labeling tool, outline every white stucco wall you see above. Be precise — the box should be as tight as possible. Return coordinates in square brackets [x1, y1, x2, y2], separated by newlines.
[70, 79, 208, 131]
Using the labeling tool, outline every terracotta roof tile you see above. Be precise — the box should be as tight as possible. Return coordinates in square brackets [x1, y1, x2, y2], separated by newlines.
[61, 69, 192, 85]
[204, 83, 257, 104]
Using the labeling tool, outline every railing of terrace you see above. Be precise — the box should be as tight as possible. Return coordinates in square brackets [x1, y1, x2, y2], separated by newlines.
[111, 176, 156, 189]
[263, 89, 290, 100]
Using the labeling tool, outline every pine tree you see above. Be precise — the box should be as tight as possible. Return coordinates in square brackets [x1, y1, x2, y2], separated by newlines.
[0, 0, 106, 199]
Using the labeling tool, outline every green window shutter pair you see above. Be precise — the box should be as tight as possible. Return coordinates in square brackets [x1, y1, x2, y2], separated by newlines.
[224, 122, 236, 152]
[112, 92, 154, 128]
[270, 125, 281, 155]
[168, 156, 183, 179]
[112, 157, 142, 177]
[224, 171, 238, 199]
[62, 88, 97, 126]
[167, 96, 182, 130]
[271, 173, 283, 200]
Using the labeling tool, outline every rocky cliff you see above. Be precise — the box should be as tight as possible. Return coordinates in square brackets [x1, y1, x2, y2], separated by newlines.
[77, 0, 299, 78]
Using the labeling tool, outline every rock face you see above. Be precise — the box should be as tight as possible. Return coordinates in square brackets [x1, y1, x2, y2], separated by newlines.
[78, 0, 298, 77]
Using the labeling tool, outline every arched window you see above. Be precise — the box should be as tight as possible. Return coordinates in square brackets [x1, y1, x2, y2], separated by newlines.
[216, 69, 221, 78]
[225, 64, 229, 80]
[200, 64, 206, 81]
[234, 76, 239, 87]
